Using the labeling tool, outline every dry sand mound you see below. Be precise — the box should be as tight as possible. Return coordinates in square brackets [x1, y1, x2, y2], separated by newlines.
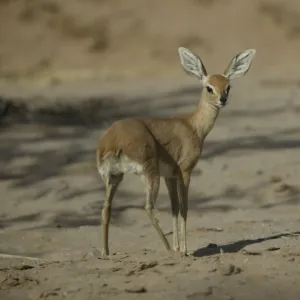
[1, 0, 300, 85]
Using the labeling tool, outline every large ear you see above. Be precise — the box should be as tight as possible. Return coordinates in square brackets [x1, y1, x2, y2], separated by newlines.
[224, 49, 256, 80]
[178, 47, 207, 80]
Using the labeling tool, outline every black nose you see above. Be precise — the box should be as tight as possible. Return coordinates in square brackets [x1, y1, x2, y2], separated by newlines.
[220, 97, 227, 105]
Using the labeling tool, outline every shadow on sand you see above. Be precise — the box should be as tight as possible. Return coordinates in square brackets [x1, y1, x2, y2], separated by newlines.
[193, 231, 300, 257]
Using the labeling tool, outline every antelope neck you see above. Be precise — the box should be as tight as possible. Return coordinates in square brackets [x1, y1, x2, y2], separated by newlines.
[189, 92, 220, 138]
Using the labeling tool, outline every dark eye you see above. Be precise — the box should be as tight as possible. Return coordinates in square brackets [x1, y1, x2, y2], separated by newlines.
[226, 85, 231, 93]
[206, 86, 214, 94]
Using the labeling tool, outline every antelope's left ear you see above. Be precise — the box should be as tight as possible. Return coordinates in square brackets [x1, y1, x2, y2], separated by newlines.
[224, 49, 256, 80]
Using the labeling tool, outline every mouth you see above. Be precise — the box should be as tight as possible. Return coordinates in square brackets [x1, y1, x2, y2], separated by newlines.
[218, 101, 227, 107]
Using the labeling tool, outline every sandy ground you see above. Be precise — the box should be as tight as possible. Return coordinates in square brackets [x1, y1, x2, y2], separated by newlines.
[1, 0, 300, 299]
[0, 77, 300, 300]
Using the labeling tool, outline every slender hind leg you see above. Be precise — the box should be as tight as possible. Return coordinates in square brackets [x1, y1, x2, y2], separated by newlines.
[145, 174, 172, 254]
[164, 177, 180, 252]
[101, 173, 123, 256]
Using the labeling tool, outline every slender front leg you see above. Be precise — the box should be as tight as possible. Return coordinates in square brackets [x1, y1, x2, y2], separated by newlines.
[164, 177, 180, 252]
[101, 174, 123, 256]
[145, 174, 172, 254]
[177, 171, 191, 255]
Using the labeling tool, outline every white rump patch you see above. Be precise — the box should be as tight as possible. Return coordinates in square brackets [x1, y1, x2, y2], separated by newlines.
[98, 154, 144, 177]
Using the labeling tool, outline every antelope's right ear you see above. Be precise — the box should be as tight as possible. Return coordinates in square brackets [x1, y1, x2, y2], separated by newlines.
[178, 47, 207, 80]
